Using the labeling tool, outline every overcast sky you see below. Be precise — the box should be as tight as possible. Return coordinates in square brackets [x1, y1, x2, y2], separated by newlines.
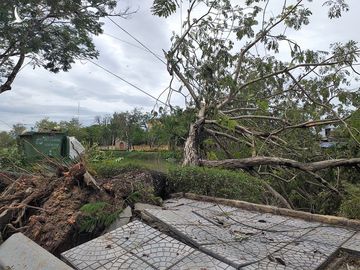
[0, 0, 359, 131]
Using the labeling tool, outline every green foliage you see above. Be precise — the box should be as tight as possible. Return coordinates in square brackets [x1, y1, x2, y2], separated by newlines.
[35, 118, 58, 131]
[218, 115, 237, 132]
[10, 123, 26, 137]
[0, 0, 121, 90]
[148, 107, 195, 149]
[0, 131, 14, 148]
[91, 159, 143, 177]
[151, 0, 177, 18]
[79, 202, 121, 233]
[168, 166, 264, 203]
[0, 145, 23, 169]
[125, 182, 162, 205]
[89, 150, 179, 177]
[339, 184, 360, 219]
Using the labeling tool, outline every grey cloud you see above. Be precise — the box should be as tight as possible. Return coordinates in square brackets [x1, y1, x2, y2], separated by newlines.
[1, 0, 359, 131]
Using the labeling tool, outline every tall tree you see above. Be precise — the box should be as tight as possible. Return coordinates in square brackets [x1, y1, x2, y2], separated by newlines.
[34, 117, 58, 131]
[0, 0, 128, 94]
[152, 0, 360, 204]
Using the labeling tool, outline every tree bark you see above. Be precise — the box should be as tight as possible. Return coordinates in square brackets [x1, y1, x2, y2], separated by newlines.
[183, 105, 206, 166]
[0, 53, 25, 94]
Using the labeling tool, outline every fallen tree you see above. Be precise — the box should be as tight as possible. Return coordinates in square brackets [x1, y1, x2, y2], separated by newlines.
[0, 161, 166, 254]
[200, 157, 360, 173]
[152, 0, 360, 206]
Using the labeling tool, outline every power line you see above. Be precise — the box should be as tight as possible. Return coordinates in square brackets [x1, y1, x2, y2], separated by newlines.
[107, 17, 167, 65]
[88, 59, 167, 106]
[103, 33, 165, 60]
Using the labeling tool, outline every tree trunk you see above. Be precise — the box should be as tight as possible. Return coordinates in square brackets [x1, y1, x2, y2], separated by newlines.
[0, 53, 25, 94]
[183, 106, 206, 166]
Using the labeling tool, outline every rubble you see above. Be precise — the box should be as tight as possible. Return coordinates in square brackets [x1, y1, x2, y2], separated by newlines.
[0, 233, 73, 270]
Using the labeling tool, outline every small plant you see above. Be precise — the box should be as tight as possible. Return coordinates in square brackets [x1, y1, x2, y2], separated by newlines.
[79, 202, 121, 233]
[125, 183, 163, 205]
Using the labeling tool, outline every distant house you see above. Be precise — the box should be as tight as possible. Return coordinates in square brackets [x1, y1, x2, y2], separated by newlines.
[115, 139, 128, 150]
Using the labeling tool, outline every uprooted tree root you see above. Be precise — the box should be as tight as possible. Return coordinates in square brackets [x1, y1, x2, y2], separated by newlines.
[0, 165, 167, 255]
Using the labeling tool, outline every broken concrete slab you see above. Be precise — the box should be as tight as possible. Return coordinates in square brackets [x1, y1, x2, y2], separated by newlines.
[62, 220, 234, 270]
[0, 233, 73, 270]
[104, 206, 132, 233]
[143, 197, 360, 270]
[134, 202, 161, 213]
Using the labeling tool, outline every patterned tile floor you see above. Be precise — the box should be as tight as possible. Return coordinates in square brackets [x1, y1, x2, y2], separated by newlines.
[62, 198, 360, 270]
[61, 220, 234, 270]
[145, 198, 358, 269]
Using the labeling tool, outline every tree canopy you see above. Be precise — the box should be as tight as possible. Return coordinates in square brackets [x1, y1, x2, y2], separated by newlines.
[152, 0, 360, 207]
[0, 0, 127, 94]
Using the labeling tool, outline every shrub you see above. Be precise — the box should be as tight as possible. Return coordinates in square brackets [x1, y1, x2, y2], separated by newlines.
[0, 145, 24, 170]
[79, 202, 121, 233]
[167, 166, 265, 203]
[339, 184, 360, 219]
[90, 159, 142, 177]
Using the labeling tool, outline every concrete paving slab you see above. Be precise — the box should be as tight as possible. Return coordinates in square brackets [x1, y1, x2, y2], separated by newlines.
[233, 216, 279, 230]
[228, 223, 261, 236]
[342, 231, 360, 254]
[61, 235, 128, 269]
[254, 213, 290, 224]
[200, 237, 286, 267]
[200, 242, 259, 268]
[271, 240, 339, 269]
[281, 218, 320, 229]
[169, 250, 236, 270]
[300, 225, 355, 246]
[130, 234, 194, 269]
[225, 208, 261, 222]
[134, 203, 162, 212]
[268, 224, 311, 239]
[171, 224, 235, 246]
[240, 258, 289, 270]
[102, 254, 156, 270]
[0, 233, 73, 270]
[106, 220, 162, 251]
[62, 220, 235, 270]
[163, 198, 198, 208]
[145, 208, 213, 226]
[62, 198, 360, 270]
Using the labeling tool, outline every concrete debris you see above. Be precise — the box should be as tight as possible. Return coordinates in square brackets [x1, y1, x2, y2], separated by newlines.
[134, 203, 161, 213]
[0, 233, 73, 270]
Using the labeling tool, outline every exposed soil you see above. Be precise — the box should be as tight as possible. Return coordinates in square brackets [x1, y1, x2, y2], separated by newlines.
[325, 251, 360, 270]
[0, 166, 168, 256]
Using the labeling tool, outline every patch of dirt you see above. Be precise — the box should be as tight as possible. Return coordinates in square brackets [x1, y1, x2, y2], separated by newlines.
[0, 166, 168, 256]
[337, 256, 360, 270]
[325, 251, 360, 270]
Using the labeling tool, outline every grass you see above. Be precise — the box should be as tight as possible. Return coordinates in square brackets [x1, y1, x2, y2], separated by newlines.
[88, 150, 179, 177]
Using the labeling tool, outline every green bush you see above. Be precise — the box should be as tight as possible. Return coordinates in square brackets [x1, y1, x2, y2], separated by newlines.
[167, 166, 265, 203]
[339, 184, 360, 219]
[90, 159, 142, 177]
[0, 145, 24, 170]
[79, 202, 121, 233]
